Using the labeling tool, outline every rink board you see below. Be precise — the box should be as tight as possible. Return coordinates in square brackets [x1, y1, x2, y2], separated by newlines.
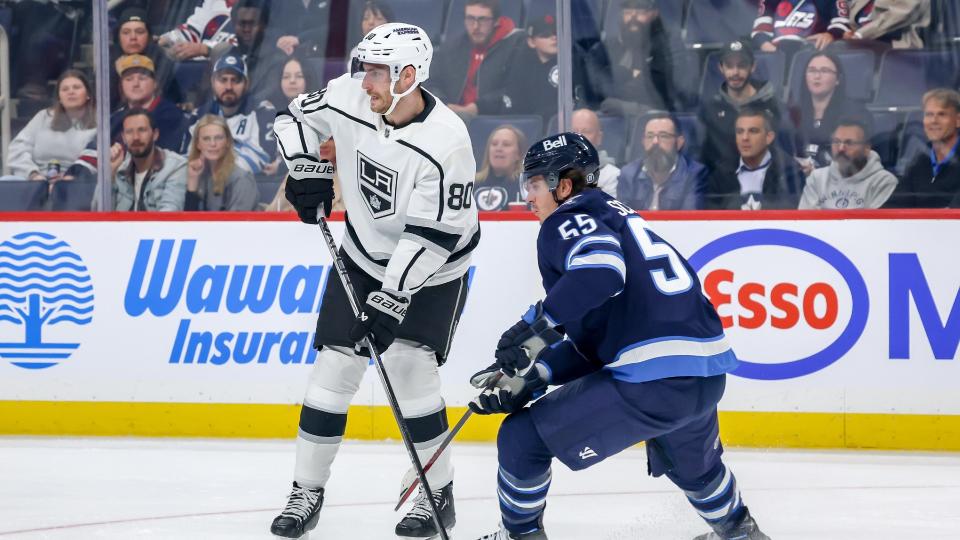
[0, 211, 958, 450]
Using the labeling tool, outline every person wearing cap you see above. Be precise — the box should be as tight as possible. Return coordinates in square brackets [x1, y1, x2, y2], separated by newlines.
[115, 55, 187, 151]
[584, 0, 680, 115]
[475, 13, 591, 121]
[183, 48, 277, 175]
[111, 8, 181, 105]
[697, 39, 787, 174]
[430, 0, 525, 119]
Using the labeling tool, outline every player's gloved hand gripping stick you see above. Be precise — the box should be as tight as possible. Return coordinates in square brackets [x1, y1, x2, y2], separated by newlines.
[311, 205, 450, 540]
[395, 303, 562, 509]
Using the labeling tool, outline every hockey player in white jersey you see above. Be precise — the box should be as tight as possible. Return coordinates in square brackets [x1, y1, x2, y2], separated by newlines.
[271, 23, 479, 539]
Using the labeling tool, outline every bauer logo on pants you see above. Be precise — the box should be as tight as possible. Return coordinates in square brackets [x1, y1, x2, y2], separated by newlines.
[357, 151, 398, 219]
[0, 231, 94, 370]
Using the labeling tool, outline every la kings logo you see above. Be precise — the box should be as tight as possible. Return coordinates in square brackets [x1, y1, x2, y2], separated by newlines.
[357, 151, 398, 219]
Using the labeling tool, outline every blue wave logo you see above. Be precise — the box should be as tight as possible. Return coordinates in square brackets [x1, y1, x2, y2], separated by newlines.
[0, 231, 93, 369]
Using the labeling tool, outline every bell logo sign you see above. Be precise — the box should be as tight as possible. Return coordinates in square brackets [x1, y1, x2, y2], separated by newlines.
[688, 229, 869, 381]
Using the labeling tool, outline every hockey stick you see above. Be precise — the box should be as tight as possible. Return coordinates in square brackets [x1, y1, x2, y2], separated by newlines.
[395, 372, 504, 511]
[316, 216, 450, 540]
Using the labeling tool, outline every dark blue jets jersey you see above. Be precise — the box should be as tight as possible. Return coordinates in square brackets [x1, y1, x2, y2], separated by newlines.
[535, 189, 739, 384]
[753, 0, 851, 44]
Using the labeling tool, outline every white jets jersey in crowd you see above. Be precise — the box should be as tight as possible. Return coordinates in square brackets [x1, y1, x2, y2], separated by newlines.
[274, 73, 480, 295]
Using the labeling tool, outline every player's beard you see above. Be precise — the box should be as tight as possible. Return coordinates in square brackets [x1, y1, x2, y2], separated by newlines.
[834, 152, 867, 178]
[129, 140, 154, 160]
[645, 146, 676, 175]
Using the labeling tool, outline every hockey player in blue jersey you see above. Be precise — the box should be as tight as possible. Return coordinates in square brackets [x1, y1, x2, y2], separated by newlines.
[471, 132, 771, 540]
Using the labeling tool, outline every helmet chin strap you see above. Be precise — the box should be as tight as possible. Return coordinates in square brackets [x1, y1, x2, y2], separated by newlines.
[383, 77, 419, 117]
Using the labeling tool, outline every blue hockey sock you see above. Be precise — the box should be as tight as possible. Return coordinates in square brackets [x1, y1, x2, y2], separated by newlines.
[496, 410, 554, 535]
[683, 463, 746, 534]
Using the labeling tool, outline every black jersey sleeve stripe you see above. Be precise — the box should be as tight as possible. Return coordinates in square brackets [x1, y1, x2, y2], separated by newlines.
[302, 102, 377, 131]
[446, 226, 481, 264]
[403, 224, 460, 252]
[396, 139, 445, 222]
[346, 217, 388, 267]
[398, 247, 427, 291]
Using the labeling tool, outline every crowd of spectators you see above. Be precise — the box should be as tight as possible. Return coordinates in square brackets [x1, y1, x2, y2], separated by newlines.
[1, 0, 959, 212]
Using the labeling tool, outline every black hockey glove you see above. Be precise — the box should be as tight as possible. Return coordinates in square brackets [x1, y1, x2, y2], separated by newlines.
[348, 289, 410, 354]
[495, 301, 563, 377]
[284, 156, 335, 223]
[468, 363, 548, 415]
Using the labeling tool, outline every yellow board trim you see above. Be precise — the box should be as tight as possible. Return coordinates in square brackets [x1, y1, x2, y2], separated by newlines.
[1, 402, 959, 451]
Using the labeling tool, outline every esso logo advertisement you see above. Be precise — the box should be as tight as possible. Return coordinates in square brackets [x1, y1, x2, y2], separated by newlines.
[688, 229, 869, 381]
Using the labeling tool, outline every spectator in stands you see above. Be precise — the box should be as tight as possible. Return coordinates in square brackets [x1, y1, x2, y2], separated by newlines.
[789, 51, 870, 175]
[476, 14, 591, 121]
[887, 89, 960, 208]
[267, 138, 342, 212]
[158, 0, 233, 60]
[185, 114, 258, 211]
[216, 0, 277, 101]
[111, 8, 181, 105]
[265, 0, 332, 58]
[571, 108, 619, 197]
[699, 40, 785, 173]
[431, 0, 522, 118]
[473, 126, 528, 211]
[800, 116, 897, 208]
[617, 112, 708, 210]
[269, 54, 318, 112]
[584, 0, 678, 115]
[844, 0, 931, 49]
[348, 1, 395, 62]
[7, 69, 96, 181]
[114, 55, 187, 151]
[184, 50, 277, 175]
[98, 109, 187, 211]
[753, 0, 851, 51]
[708, 107, 804, 210]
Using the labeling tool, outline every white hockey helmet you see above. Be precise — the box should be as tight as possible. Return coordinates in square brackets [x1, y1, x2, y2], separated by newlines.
[350, 22, 433, 116]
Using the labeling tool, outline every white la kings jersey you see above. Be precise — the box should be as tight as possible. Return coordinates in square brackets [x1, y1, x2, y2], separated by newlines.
[274, 73, 480, 294]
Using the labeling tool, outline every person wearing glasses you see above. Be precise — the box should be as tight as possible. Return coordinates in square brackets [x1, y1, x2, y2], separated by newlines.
[789, 51, 870, 176]
[799, 115, 897, 209]
[430, 0, 524, 119]
[617, 112, 708, 210]
[184, 114, 258, 211]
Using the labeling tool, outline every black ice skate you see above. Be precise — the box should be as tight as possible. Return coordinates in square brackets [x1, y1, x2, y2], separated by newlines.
[476, 522, 548, 539]
[270, 482, 324, 539]
[693, 507, 771, 540]
[395, 481, 456, 538]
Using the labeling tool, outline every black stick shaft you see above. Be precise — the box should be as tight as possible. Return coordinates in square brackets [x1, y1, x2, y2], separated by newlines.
[316, 217, 449, 540]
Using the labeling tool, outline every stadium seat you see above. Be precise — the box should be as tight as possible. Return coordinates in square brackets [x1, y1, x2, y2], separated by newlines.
[0, 180, 48, 211]
[895, 111, 928, 175]
[872, 50, 955, 110]
[684, 0, 756, 50]
[442, 0, 522, 43]
[869, 110, 903, 170]
[468, 115, 544, 164]
[173, 60, 208, 99]
[256, 178, 283, 206]
[49, 180, 96, 211]
[347, 0, 447, 49]
[700, 51, 786, 100]
[602, 0, 683, 43]
[785, 49, 876, 104]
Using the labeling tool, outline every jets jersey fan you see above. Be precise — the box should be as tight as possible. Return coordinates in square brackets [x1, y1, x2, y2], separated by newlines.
[753, 0, 851, 45]
[536, 188, 738, 384]
[274, 76, 479, 295]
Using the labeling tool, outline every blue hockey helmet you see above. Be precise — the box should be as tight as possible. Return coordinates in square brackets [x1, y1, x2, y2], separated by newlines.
[521, 132, 599, 191]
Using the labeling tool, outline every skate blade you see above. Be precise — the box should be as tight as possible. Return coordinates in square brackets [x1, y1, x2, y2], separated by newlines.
[273, 534, 308, 540]
[426, 527, 454, 540]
